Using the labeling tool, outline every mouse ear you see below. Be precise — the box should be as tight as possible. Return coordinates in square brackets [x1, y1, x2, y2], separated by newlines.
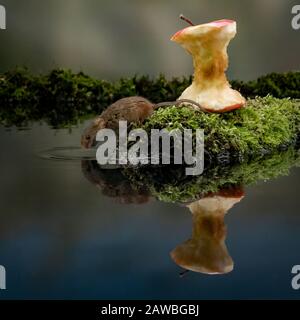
[93, 117, 106, 128]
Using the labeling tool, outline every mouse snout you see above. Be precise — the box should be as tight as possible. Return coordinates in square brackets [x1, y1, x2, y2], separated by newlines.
[81, 134, 93, 149]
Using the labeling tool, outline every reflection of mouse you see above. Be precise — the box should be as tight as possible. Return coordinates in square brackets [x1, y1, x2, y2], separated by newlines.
[81, 160, 151, 204]
[171, 186, 244, 275]
[81, 97, 154, 149]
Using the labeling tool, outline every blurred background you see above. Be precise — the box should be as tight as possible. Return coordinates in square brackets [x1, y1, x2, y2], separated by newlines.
[0, 0, 299, 81]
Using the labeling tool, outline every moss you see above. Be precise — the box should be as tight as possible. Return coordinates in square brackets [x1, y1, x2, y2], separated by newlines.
[1, 68, 300, 127]
[139, 96, 300, 158]
[0, 68, 190, 127]
[124, 147, 300, 203]
[232, 72, 300, 99]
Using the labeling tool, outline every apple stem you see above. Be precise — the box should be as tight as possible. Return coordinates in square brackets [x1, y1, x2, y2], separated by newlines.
[179, 14, 194, 26]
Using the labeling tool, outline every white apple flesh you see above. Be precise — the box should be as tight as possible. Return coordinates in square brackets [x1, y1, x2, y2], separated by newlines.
[171, 19, 246, 112]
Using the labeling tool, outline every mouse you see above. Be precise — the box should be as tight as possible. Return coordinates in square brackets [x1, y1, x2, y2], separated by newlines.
[81, 96, 154, 149]
[81, 96, 206, 149]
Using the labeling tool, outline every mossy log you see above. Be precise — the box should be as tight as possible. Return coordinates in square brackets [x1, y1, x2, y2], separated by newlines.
[139, 96, 300, 159]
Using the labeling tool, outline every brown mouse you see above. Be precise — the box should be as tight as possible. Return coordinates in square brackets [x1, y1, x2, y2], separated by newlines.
[81, 96, 153, 148]
[81, 96, 206, 149]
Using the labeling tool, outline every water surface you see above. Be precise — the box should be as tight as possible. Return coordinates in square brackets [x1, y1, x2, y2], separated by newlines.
[0, 122, 299, 299]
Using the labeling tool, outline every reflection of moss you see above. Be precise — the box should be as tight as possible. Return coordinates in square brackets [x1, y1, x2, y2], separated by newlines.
[124, 148, 300, 203]
[1, 68, 300, 127]
[140, 96, 300, 157]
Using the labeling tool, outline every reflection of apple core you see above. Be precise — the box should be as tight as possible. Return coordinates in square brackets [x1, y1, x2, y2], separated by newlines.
[171, 19, 245, 112]
[171, 189, 244, 274]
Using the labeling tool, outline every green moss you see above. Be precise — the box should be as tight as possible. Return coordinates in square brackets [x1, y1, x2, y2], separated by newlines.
[139, 96, 300, 157]
[1, 68, 300, 127]
[124, 147, 300, 203]
[0, 68, 190, 127]
[232, 72, 300, 99]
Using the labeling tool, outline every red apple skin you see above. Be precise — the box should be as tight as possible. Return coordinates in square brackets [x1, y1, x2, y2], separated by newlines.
[205, 186, 245, 199]
[171, 27, 190, 41]
[208, 19, 235, 27]
[171, 19, 236, 41]
[183, 186, 245, 206]
[204, 102, 245, 113]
